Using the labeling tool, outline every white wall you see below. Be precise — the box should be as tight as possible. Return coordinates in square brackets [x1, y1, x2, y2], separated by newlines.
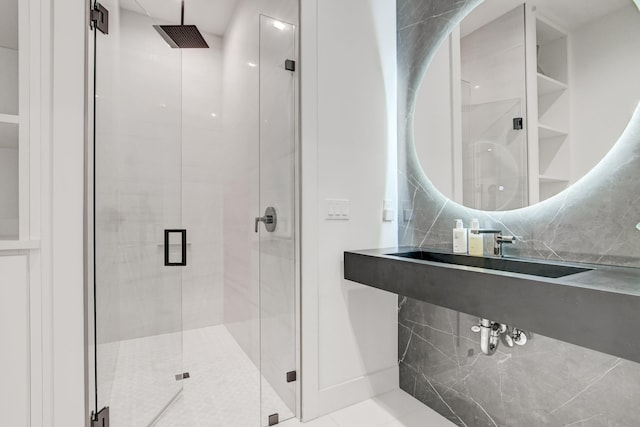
[0, 255, 29, 427]
[569, 4, 640, 181]
[222, 0, 261, 365]
[301, 0, 399, 419]
[94, 6, 226, 342]
[181, 32, 225, 331]
[51, 0, 86, 425]
[460, 6, 526, 106]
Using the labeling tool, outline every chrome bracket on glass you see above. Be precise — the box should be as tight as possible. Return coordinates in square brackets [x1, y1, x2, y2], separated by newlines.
[255, 207, 277, 233]
[268, 413, 279, 426]
[164, 229, 187, 266]
[90, 3, 109, 34]
[175, 372, 190, 381]
[91, 407, 110, 427]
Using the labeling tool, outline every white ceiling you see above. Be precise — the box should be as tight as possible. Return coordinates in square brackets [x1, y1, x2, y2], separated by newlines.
[462, 0, 633, 36]
[120, 0, 239, 37]
[0, 0, 18, 49]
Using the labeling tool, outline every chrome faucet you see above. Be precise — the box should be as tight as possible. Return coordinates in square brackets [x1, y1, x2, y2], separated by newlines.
[470, 229, 516, 257]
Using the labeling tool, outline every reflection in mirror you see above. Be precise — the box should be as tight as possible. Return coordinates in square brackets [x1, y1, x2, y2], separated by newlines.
[0, 123, 18, 239]
[414, 0, 640, 211]
[0, 0, 19, 239]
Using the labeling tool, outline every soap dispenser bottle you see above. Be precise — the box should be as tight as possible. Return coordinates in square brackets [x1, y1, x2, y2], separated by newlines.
[453, 219, 468, 254]
[468, 218, 483, 257]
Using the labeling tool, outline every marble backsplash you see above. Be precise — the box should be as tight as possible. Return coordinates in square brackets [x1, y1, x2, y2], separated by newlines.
[396, 0, 640, 425]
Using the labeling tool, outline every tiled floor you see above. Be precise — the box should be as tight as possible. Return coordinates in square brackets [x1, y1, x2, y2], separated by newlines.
[103, 325, 293, 426]
[280, 389, 455, 427]
[155, 325, 294, 426]
[102, 325, 452, 426]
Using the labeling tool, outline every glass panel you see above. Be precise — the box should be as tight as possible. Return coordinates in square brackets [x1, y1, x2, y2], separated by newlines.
[94, 1, 183, 425]
[0, 123, 18, 239]
[460, 5, 528, 210]
[461, 97, 528, 210]
[259, 14, 297, 426]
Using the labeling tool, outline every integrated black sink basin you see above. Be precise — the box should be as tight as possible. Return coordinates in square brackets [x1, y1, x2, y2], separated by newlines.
[345, 247, 640, 364]
[388, 250, 592, 278]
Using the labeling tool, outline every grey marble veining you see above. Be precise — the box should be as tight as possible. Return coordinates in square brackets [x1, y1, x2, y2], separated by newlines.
[399, 297, 640, 427]
[396, 0, 640, 425]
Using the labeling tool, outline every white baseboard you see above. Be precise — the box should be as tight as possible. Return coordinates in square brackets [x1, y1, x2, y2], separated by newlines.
[317, 365, 399, 416]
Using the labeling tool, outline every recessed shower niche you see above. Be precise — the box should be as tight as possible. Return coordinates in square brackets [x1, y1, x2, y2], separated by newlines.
[88, 1, 299, 426]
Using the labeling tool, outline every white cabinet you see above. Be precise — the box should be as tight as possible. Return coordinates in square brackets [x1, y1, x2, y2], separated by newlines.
[0, 1, 42, 425]
[0, 255, 29, 427]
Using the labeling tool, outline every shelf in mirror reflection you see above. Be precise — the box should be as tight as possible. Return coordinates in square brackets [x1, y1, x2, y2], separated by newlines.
[538, 123, 568, 139]
[0, 114, 19, 124]
[539, 175, 569, 184]
[537, 72, 567, 96]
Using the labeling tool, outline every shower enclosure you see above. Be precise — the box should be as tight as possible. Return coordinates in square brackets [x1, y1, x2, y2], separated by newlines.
[87, 1, 299, 426]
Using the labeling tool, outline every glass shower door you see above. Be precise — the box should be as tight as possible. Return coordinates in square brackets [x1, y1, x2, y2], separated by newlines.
[258, 14, 297, 426]
[92, 1, 183, 425]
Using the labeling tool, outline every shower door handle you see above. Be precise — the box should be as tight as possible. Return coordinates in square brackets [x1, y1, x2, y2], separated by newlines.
[255, 207, 277, 233]
[164, 229, 187, 266]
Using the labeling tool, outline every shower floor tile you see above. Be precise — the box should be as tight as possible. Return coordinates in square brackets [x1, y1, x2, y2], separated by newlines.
[155, 325, 294, 427]
[104, 325, 293, 427]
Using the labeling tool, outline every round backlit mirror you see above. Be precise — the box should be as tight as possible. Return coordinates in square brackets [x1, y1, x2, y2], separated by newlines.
[413, 0, 640, 211]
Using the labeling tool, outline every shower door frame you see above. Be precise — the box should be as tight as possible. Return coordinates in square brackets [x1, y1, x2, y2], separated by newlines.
[84, 2, 303, 426]
[86, 1, 187, 425]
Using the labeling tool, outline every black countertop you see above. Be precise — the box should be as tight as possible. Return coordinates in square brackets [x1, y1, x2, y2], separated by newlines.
[344, 247, 640, 363]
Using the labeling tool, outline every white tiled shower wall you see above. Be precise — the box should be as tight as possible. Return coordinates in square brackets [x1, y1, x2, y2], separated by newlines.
[96, 6, 227, 344]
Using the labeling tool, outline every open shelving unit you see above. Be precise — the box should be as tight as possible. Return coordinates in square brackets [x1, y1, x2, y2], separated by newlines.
[0, 3, 23, 241]
[0, 0, 29, 244]
[537, 72, 567, 96]
[534, 15, 570, 201]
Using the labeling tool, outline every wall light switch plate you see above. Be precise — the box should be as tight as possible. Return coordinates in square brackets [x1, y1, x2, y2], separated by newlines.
[325, 199, 350, 220]
[383, 199, 394, 222]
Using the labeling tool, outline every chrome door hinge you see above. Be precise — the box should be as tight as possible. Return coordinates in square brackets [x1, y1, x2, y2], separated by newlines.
[90, 3, 109, 34]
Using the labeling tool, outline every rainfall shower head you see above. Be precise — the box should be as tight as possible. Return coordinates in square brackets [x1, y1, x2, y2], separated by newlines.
[154, 24, 209, 48]
[153, 0, 209, 48]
